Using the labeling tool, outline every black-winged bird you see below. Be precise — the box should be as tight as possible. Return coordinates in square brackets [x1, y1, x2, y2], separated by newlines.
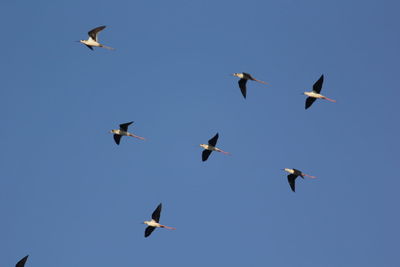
[200, 133, 230, 161]
[283, 168, 316, 192]
[143, 203, 176, 238]
[110, 121, 145, 145]
[78, 25, 115, 50]
[304, 74, 336, 109]
[232, 72, 268, 99]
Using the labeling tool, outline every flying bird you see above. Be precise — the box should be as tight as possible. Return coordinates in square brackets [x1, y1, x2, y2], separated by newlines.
[78, 26, 114, 50]
[283, 168, 316, 192]
[304, 74, 336, 109]
[143, 203, 176, 238]
[16, 255, 29, 267]
[200, 133, 229, 161]
[232, 72, 268, 99]
[110, 121, 145, 145]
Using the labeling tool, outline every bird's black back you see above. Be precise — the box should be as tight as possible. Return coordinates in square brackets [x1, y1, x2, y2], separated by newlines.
[242, 72, 254, 80]
[293, 169, 303, 177]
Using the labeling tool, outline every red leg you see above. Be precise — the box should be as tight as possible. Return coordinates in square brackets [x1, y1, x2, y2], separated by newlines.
[323, 96, 336, 103]
[216, 149, 230, 155]
[254, 79, 268, 85]
[160, 225, 176, 230]
[129, 134, 145, 140]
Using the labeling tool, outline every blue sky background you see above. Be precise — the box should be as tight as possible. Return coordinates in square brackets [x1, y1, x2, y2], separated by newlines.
[1, 0, 399, 266]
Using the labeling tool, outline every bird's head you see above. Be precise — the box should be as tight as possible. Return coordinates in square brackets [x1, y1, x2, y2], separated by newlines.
[283, 168, 291, 173]
[232, 73, 243, 78]
[110, 129, 117, 134]
[199, 144, 207, 149]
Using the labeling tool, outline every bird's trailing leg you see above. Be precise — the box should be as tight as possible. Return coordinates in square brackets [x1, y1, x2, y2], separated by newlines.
[302, 173, 317, 179]
[128, 133, 145, 140]
[253, 78, 268, 85]
[100, 44, 115, 50]
[160, 225, 176, 230]
[322, 96, 336, 103]
[215, 148, 230, 155]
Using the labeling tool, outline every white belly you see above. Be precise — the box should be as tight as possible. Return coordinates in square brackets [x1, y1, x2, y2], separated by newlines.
[305, 91, 323, 98]
[202, 144, 218, 151]
[146, 220, 161, 227]
[114, 130, 129, 136]
[84, 39, 101, 47]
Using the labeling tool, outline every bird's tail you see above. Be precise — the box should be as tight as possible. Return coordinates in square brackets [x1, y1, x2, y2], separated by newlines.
[322, 96, 336, 103]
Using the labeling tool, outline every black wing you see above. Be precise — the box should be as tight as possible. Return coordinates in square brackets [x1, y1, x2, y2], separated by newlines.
[238, 79, 248, 99]
[145, 226, 156, 238]
[113, 134, 122, 145]
[16, 255, 29, 267]
[208, 133, 219, 147]
[305, 97, 317, 109]
[312, 74, 324, 93]
[287, 174, 298, 192]
[119, 121, 133, 132]
[88, 25, 106, 41]
[151, 203, 162, 222]
[85, 45, 94, 50]
[202, 149, 212, 162]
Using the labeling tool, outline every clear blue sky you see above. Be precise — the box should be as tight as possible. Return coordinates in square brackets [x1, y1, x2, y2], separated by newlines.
[1, 0, 399, 266]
